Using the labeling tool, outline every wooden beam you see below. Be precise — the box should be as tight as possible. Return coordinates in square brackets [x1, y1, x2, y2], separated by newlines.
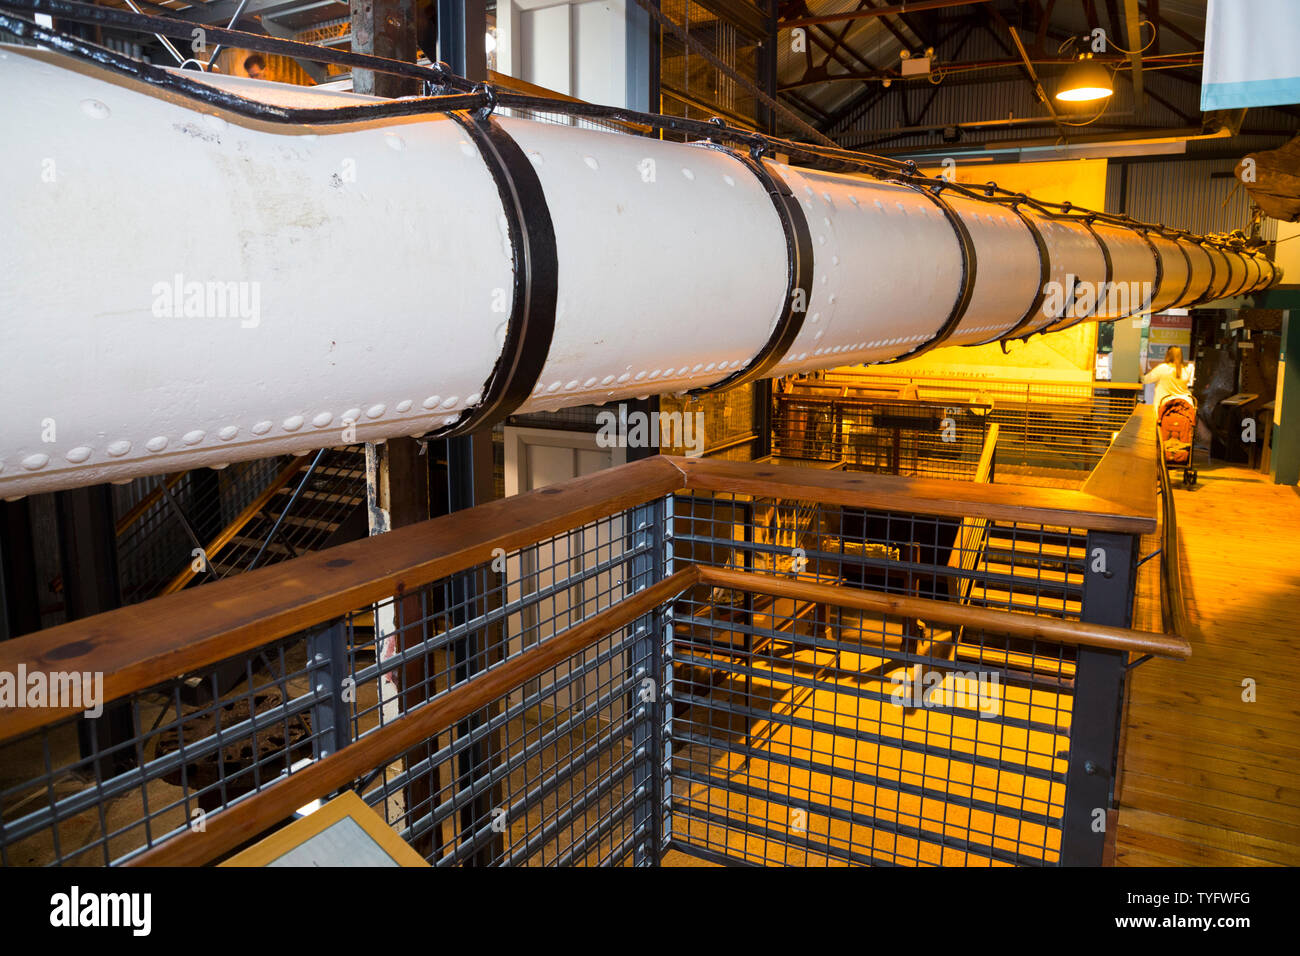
[781, 0, 990, 31]
[674, 449, 1157, 534]
[349, 0, 417, 97]
[1123, 0, 1146, 111]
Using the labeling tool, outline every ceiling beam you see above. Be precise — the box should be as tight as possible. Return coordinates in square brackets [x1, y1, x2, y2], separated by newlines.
[691, 0, 768, 42]
[779, 51, 1201, 91]
[256, 14, 328, 82]
[167, 0, 345, 24]
[780, 0, 990, 31]
[1005, 20, 1064, 137]
[1140, 0, 1198, 49]
[1123, 0, 1145, 110]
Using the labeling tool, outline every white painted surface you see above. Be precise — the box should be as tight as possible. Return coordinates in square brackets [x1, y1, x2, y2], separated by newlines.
[1146, 232, 1191, 313]
[942, 191, 1042, 346]
[503, 118, 788, 412]
[0, 47, 518, 498]
[1024, 208, 1108, 334]
[770, 166, 964, 375]
[1093, 221, 1159, 320]
[0, 46, 1277, 498]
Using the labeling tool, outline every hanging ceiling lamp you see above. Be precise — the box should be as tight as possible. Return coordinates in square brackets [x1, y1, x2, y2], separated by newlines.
[1056, 53, 1114, 102]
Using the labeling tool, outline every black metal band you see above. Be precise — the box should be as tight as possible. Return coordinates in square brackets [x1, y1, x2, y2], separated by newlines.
[433, 111, 558, 437]
[691, 149, 814, 394]
[1255, 253, 1277, 291]
[1224, 249, 1253, 298]
[1196, 242, 1227, 304]
[1047, 216, 1111, 332]
[1129, 227, 1164, 318]
[975, 199, 1049, 345]
[1177, 237, 1214, 306]
[1157, 231, 1193, 310]
[1246, 253, 1265, 294]
[880, 182, 977, 362]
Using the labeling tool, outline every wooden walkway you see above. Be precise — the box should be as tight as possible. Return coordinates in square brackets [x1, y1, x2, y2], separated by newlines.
[1116, 464, 1300, 866]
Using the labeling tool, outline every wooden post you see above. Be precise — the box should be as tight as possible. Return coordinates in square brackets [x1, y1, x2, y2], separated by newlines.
[350, 0, 420, 97]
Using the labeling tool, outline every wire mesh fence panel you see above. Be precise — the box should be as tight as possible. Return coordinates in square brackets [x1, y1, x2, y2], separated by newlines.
[800, 373, 1140, 477]
[0, 467, 1137, 869]
[665, 588, 1072, 867]
[0, 501, 670, 867]
[669, 492, 1085, 623]
[773, 396, 990, 478]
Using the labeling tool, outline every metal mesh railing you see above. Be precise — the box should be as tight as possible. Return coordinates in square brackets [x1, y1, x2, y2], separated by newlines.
[2, 440, 1162, 868]
[773, 395, 991, 478]
[0, 501, 668, 867]
[667, 586, 1072, 866]
[803, 373, 1141, 476]
[670, 493, 1084, 624]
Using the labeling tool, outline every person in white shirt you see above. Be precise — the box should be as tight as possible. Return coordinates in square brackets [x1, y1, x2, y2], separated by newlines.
[1143, 346, 1195, 409]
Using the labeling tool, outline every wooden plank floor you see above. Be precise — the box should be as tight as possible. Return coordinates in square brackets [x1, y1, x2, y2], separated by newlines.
[1116, 463, 1300, 867]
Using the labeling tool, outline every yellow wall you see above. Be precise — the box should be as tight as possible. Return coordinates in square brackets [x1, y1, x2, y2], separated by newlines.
[843, 158, 1109, 384]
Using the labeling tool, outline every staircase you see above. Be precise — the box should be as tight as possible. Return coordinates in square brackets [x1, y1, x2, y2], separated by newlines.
[114, 446, 368, 603]
[164, 446, 368, 592]
[972, 523, 1086, 620]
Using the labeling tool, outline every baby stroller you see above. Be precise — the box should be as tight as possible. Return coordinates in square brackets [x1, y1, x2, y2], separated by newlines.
[1158, 396, 1198, 486]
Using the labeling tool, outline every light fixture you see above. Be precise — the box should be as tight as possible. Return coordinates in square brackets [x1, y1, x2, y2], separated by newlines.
[1055, 53, 1113, 102]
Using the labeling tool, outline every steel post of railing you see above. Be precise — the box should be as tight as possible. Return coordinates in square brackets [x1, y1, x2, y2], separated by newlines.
[307, 620, 352, 760]
[1060, 530, 1137, 866]
[630, 497, 665, 865]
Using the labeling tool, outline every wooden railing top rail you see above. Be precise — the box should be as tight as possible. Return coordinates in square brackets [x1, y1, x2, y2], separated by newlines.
[0, 456, 685, 741]
[127, 558, 1190, 867]
[675, 455, 1155, 534]
[816, 371, 1145, 392]
[0, 413, 1159, 742]
[698, 567, 1191, 660]
[1081, 404, 1158, 520]
[1156, 427, 1193, 643]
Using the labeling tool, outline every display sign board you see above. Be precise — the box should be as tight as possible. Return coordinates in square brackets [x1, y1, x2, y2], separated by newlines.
[1147, 312, 1192, 364]
[220, 790, 429, 867]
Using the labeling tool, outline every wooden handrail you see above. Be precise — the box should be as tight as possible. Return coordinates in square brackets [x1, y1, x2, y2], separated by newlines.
[0, 456, 686, 742]
[673, 454, 1155, 533]
[1156, 426, 1193, 643]
[0, 412, 1161, 742]
[1081, 403, 1158, 521]
[696, 566, 1191, 660]
[125, 566, 701, 867]
[817, 370, 1145, 391]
